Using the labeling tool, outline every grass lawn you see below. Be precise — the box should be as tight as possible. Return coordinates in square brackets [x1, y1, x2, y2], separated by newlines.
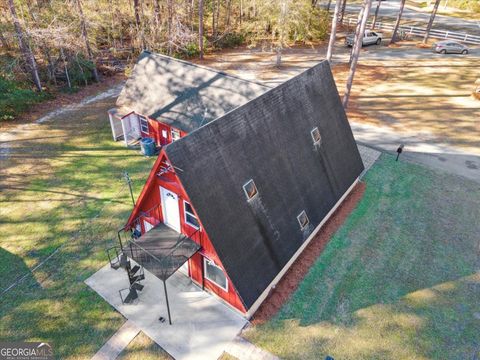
[244, 154, 480, 360]
[0, 96, 155, 359]
[117, 332, 171, 360]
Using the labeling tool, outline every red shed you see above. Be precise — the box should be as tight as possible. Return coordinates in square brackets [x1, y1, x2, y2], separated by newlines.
[113, 53, 364, 318]
[108, 51, 267, 148]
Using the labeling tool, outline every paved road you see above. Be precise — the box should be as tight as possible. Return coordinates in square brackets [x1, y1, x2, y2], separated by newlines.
[326, 0, 480, 34]
[352, 122, 480, 183]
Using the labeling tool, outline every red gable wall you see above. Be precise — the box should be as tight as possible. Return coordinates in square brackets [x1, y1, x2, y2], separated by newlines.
[125, 149, 247, 314]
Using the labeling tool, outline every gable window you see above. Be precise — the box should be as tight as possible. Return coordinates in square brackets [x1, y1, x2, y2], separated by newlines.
[297, 210, 310, 230]
[243, 179, 258, 200]
[311, 127, 321, 146]
[204, 258, 228, 291]
[139, 115, 149, 134]
[171, 129, 181, 142]
[184, 201, 200, 229]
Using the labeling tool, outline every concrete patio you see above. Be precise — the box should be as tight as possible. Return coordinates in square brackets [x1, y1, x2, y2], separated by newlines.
[85, 263, 247, 360]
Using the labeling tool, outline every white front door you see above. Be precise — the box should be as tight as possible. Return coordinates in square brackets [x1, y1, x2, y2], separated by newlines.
[160, 187, 181, 232]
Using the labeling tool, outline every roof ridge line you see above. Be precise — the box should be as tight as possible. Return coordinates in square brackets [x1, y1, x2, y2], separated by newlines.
[140, 51, 271, 90]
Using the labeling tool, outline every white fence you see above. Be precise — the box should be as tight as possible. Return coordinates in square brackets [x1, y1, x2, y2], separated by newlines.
[344, 16, 480, 45]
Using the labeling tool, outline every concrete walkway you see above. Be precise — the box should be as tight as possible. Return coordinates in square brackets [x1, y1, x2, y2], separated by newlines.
[224, 336, 280, 360]
[91, 320, 140, 360]
[86, 263, 247, 360]
[357, 144, 382, 177]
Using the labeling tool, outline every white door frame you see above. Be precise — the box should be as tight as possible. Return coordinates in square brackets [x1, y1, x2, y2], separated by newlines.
[160, 186, 181, 232]
[143, 219, 154, 233]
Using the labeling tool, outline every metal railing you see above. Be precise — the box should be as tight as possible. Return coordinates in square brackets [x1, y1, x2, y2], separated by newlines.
[129, 203, 163, 233]
[343, 16, 480, 45]
[127, 231, 201, 281]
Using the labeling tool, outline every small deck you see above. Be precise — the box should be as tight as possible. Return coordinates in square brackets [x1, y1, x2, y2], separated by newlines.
[125, 223, 200, 281]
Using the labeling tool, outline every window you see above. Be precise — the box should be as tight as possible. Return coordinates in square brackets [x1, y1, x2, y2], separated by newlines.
[184, 201, 200, 229]
[311, 127, 321, 146]
[139, 115, 149, 133]
[204, 258, 228, 291]
[243, 179, 258, 200]
[171, 129, 181, 142]
[297, 210, 310, 230]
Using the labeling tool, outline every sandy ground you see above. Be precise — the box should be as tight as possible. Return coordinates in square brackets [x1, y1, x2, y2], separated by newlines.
[196, 41, 479, 154]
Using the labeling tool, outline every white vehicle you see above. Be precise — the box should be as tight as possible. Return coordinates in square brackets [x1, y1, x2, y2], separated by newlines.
[345, 30, 383, 47]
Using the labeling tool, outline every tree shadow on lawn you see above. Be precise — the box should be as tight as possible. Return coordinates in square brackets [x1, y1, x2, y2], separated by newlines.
[0, 97, 157, 358]
[252, 273, 480, 360]
[0, 203, 131, 359]
[246, 155, 480, 359]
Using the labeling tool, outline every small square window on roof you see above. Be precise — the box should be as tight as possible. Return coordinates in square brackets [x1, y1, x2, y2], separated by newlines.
[243, 179, 258, 200]
[297, 210, 310, 230]
[311, 127, 321, 146]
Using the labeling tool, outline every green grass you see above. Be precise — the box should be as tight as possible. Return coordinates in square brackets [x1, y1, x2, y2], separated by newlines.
[0, 96, 155, 359]
[117, 332, 172, 360]
[244, 154, 480, 360]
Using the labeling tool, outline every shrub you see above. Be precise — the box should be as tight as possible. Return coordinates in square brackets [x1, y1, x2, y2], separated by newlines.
[214, 32, 245, 49]
[0, 77, 50, 121]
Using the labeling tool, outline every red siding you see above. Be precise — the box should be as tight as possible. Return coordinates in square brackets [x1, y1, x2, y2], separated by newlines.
[135, 113, 187, 148]
[125, 150, 247, 314]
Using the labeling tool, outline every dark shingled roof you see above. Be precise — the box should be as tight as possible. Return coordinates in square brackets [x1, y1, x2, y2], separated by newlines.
[116, 52, 269, 133]
[165, 61, 364, 310]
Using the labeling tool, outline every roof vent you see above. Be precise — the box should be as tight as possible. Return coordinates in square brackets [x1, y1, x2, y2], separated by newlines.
[297, 210, 310, 230]
[311, 127, 322, 146]
[243, 179, 258, 200]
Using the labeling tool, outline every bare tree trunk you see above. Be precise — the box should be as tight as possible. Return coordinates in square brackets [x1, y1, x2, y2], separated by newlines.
[60, 47, 71, 89]
[371, 0, 381, 29]
[349, 2, 365, 63]
[390, 0, 406, 44]
[133, 0, 146, 50]
[74, 0, 99, 82]
[199, 0, 204, 59]
[326, 0, 342, 62]
[25, 1, 55, 84]
[423, 0, 440, 44]
[215, 0, 220, 33]
[167, 0, 173, 55]
[8, 0, 42, 91]
[276, 0, 288, 67]
[343, 0, 372, 109]
[225, 0, 232, 28]
[339, 0, 348, 24]
[153, 0, 161, 27]
[212, 0, 216, 38]
[326, 0, 332, 12]
[240, 0, 244, 24]
[211, 0, 220, 39]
